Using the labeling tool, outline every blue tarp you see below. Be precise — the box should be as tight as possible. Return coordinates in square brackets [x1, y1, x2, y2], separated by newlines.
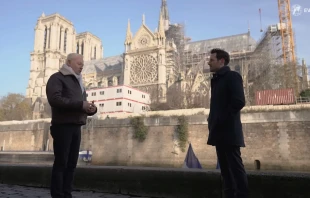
[182, 143, 202, 169]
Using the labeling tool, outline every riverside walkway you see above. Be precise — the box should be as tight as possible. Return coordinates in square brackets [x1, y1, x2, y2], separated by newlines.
[1, 164, 310, 198]
[0, 184, 149, 198]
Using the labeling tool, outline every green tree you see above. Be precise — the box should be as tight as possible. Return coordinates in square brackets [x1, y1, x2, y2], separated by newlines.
[299, 89, 310, 102]
[0, 93, 32, 121]
[300, 89, 310, 98]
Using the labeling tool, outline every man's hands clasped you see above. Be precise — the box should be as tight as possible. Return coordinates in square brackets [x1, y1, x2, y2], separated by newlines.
[83, 101, 97, 114]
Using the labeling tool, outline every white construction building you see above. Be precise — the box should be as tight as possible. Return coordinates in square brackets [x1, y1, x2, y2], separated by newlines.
[86, 85, 151, 117]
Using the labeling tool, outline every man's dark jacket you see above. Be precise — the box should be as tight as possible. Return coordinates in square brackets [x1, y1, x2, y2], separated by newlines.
[46, 66, 97, 125]
[207, 66, 245, 147]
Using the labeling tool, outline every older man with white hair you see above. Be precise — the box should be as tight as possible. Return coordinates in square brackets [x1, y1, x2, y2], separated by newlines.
[46, 53, 97, 198]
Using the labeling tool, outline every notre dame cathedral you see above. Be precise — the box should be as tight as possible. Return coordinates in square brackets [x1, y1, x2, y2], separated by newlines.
[28, 0, 256, 118]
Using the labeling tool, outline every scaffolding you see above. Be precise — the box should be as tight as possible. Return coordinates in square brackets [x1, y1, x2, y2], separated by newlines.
[278, 0, 299, 96]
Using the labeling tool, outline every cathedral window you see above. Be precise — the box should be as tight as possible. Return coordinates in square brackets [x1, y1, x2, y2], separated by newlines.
[108, 77, 113, 86]
[76, 42, 79, 54]
[193, 54, 199, 63]
[235, 65, 241, 74]
[116, 102, 122, 106]
[48, 26, 51, 48]
[94, 47, 96, 59]
[59, 28, 62, 50]
[40, 104, 44, 111]
[81, 42, 84, 55]
[64, 30, 67, 53]
[130, 54, 158, 85]
[43, 26, 47, 50]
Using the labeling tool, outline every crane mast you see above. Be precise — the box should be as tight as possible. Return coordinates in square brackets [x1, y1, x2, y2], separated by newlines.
[277, 0, 299, 97]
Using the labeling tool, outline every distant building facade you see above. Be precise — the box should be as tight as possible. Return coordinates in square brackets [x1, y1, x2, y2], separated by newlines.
[86, 85, 150, 117]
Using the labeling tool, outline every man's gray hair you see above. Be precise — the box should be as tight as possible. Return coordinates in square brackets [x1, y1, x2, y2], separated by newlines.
[66, 53, 82, 63]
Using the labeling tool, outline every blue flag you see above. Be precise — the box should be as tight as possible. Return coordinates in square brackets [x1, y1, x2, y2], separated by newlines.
[182, 143, 202, 169]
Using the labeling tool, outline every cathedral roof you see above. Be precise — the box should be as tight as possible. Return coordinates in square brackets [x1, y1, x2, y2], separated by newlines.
[184, 32, 256, 54]
[82, 55, 123, 76]
[81, 33, 256, 77]
[82, 64, 102, 74]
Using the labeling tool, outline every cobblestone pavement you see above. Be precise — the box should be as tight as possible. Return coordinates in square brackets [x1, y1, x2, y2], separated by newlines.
[0, 184, 150, 198]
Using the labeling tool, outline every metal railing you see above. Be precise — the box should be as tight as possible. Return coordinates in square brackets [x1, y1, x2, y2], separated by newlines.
[296, 97, 310, 104]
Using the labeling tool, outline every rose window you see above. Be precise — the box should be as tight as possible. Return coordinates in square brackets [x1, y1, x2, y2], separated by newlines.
[130, 54, 158, 84]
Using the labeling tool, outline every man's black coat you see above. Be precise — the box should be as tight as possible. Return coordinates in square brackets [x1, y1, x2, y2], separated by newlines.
[207, 66, 245, 147]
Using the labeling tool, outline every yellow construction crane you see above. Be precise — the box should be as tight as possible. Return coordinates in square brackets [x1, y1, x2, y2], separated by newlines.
[277, 0, 299, 97]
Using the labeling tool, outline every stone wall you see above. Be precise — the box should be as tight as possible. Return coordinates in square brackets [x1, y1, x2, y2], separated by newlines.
[1, 104, 310, 171]
[0, 120, 51, 151]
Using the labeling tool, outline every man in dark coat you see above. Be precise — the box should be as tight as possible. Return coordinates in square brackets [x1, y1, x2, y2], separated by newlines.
[207, 48, 248, 198]
[46, 53, 97, 198]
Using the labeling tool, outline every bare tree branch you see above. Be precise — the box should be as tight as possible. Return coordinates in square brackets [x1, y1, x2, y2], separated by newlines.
[0, 93, 32, 121]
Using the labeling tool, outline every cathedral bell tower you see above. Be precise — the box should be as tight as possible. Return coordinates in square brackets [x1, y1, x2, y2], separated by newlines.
[26, 13, 76, 101]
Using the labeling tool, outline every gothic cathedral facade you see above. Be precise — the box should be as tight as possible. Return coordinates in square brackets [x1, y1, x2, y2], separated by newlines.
[123, 11, 171, 103]
[27, 0, 256, 110]
[26, 13, 103, 101]
[26, 1, 173, 104]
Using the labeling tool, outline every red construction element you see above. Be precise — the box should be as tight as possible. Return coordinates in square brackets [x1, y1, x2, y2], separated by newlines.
[255, 88, 295, 105]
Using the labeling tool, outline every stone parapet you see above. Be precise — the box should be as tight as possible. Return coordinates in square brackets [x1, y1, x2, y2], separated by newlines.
[1, 105, 310, 171]
[0, 165, 310, 198]
[0, 104, 310, 124]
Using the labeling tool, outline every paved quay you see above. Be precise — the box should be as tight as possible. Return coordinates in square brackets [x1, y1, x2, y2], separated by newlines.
[0, 184, 150, 198]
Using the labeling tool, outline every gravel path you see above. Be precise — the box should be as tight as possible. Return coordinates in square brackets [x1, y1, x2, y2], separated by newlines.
[0, 184, 150, 198]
